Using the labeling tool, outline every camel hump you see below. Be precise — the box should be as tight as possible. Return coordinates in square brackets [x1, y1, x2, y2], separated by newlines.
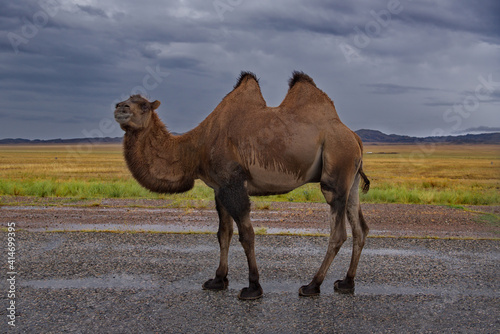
[217, 71, 266, 108]
[288, 71, 316, 89]
[280, 71, 336, 113]
[234, 71, 259, 89]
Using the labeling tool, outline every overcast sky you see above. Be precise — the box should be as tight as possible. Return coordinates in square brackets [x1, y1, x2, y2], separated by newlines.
[1, 0, 499, 139]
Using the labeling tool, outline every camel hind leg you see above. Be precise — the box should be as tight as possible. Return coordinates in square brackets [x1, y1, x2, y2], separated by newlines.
[334, 172, 369, 293]
[299, 173, 352, 296]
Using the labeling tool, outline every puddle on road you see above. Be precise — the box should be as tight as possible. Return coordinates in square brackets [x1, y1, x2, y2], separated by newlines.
[22, 274, 159, 290]
[27, 223, 218, 233]
[7, 205, 468, 238]
[2, 206, 189, 213]
[354, 284, 500, 298]
[362, 248, 500, 262]
[363, 248, 426, 257]
[25, 223, 331, 236]
[258, 280, 499, 298]
[21, 274, 500, 298]
[112, 243, 217, 253]
[22, 274, 498, 299]
[266, 227, 329, 235]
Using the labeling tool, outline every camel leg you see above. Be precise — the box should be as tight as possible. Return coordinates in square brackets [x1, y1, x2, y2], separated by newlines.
[334, 175, 369, 293]
[216, 183, 263, 300]
[203, 197, 233, 291]
[299, 182, 349, 296]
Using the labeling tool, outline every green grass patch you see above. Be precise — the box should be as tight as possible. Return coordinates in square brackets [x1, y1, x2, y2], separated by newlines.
[0, 178, 499, 205]
[474, 212, 500, 227]
[360, 187, 500, 205]
[0, 143, 498, 205]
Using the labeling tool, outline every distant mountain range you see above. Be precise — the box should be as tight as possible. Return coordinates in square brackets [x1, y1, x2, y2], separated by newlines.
[355, 129, 500, 144]
[0, 137, 123, 145]
[0, 130, 499, 145]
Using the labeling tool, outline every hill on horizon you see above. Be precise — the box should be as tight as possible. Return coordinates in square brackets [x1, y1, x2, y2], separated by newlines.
[0, 130, 499, 145]
[355, 129, 500, 144]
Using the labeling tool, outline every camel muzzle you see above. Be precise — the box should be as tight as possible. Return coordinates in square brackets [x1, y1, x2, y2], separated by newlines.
[114, 109, 132, 124]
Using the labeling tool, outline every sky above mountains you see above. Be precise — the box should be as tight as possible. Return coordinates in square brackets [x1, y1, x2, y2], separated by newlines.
[1, 0, 499, 139]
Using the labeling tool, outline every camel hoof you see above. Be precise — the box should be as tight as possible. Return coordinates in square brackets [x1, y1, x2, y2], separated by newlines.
[237, 286, 263, 300]
[202, 278, 228, 291]
[334, 279, 355, 294]
[298, 284, 320, 297]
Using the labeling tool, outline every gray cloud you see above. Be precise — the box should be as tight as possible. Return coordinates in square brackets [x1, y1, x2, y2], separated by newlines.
[363, 83, 435, 95]
[77, 5, 108, 18]
[0, 0, 499, 139]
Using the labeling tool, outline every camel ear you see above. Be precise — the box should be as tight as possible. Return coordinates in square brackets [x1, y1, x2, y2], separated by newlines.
[151, 100, 161, 110]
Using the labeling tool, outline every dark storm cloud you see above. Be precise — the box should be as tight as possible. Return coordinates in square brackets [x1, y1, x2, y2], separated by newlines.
[461, 90, 500, 103]
[363, 83, 434, 95]
[224, 2, 356, 36]
[396, 0, 500, 40]
[76, 5, 108, 18]
[0, 0, 499, 139]
[423, 100, 455, 108]
[424, 88, 500, 107]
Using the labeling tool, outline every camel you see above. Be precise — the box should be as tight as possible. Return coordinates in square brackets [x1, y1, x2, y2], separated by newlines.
[114, 71, 370, 300]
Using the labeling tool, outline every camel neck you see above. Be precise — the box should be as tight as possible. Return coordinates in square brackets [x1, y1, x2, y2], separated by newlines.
[122, 113, 197, 193]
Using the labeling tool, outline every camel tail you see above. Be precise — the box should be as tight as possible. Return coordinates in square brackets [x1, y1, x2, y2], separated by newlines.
[352, 130, 370, 193]
[359, 167, 370, 194]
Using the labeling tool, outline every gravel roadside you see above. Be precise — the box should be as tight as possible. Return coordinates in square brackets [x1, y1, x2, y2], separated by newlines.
[1, 196, 498, 239]
[0, 197, 498, 332]
[1, 232, 498, 333]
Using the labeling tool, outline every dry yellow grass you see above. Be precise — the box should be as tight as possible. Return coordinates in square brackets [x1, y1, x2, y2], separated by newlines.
[360, 144, 499, 204]
[0, 143, 498, 204]
[0, 144, 129, 181]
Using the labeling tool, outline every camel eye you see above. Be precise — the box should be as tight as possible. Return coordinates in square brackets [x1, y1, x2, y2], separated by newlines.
[141, 104, 149, 113]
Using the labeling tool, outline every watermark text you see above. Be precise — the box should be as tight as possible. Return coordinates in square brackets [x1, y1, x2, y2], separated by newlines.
[6, 222, 17, 327]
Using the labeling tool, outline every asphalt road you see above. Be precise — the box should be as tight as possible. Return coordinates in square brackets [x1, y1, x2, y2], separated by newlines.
[2, 231, 499, 333]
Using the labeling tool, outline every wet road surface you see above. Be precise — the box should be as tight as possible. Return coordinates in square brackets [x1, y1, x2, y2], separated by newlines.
[2, 231, 499, 333]
[2, 201, 498, 238]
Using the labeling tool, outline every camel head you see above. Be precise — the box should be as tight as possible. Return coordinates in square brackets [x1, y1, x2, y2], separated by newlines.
[114, 95, 161, 131]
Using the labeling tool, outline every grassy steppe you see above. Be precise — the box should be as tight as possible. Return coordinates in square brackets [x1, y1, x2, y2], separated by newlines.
[0, 143, 498, 205]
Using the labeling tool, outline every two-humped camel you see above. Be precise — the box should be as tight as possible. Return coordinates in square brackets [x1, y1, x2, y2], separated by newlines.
[114, 71, 370, 300]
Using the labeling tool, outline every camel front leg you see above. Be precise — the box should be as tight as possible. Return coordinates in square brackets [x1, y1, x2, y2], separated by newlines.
[216, 183, 263, 300]
[202, 197, 233, 291]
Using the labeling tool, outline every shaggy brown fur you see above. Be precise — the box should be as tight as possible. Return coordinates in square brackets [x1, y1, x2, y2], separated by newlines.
[288, 70, 316, 88]
[114, 71, 370, 299]
[234, 71, 259, 89]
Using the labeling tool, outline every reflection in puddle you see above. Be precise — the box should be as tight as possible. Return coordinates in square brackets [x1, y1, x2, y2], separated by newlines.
[22, 274, 158, 289]
[27, 223, 217, 233]
[264, 280, 498, 298]
[113, 244, 216, 253]
[21, 275, 499, 299]
[26, 223, 331, 236]
[363, 248, 425, 257]
[355, 284, 500, 298]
